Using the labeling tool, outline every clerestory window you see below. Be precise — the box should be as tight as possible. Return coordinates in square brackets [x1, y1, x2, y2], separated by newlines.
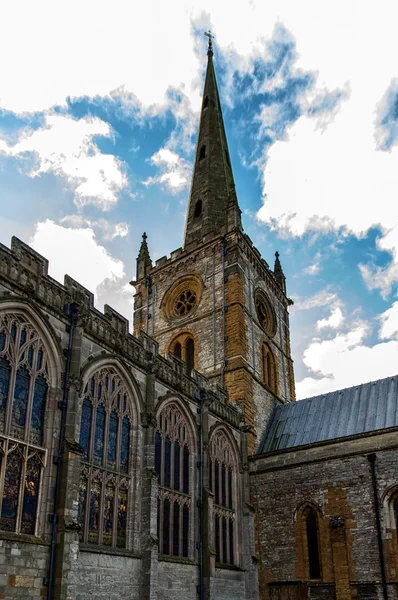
[155, 402, 192, 558]
[0, 313, 50, 535]
[209, 429, 237, 565]
[78, 367, 132, 548]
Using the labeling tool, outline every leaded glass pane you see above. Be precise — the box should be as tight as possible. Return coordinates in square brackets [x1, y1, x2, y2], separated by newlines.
[183, 445, 189, 494]
[182, 505, 189, 557]
[30, 375, 47, 445]
[93, 405, 106, 466]
[173, 502, 180, 556]
[222, 516, 227, 564]
[79, 400, 92, 462]
[163, 498, 170, 555]
[103, 485, 115, 546]
[107, 411, 118, 470]
[21, 455, 41, 534]
[78, 476, 87, 541]
[88, 480, 101, 544]
[215, 461, 220, 504]
[27, 347, 34, 367]
[0, 331, 5, 351]
[221, 463, 226, 507]
[164, 437, 171, 488]
[11, 367, 30, 440]
[174, 442, 180, 491]
[0, 449, 22, 532]
[155, 432, 161, 477]
[36, 349, 43, 371]
[116, 487, 128, 548]
[0, 358, 11, 433]
[229, 519, 234, 565]
[228, 468, 233, 509]
[120, 417, 130, 474]
[215, 515, 220, 563]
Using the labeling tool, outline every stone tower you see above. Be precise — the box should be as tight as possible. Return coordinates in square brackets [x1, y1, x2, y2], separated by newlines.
[132, 37, 295, 451]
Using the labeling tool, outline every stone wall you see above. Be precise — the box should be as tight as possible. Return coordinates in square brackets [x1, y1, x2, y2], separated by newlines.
[251, 430, 398, 600]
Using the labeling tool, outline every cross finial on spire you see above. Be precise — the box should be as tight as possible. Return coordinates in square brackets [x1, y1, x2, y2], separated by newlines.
[204, 30, 214, 56]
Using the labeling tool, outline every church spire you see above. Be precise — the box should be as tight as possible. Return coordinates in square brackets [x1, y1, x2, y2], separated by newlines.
[183, 32, 242, 248]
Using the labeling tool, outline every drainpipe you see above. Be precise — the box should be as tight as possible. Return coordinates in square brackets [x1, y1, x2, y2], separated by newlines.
[247, 265, 255, 375]
[47, 302, 78, 600]
[220, 236, 227, 389]
[367, 453, 388, 600]
[197, 389, 205, 600]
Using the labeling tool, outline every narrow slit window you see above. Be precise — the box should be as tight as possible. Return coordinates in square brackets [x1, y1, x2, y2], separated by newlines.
[199, 145, 206, 160]
[306, 510, 321, 579]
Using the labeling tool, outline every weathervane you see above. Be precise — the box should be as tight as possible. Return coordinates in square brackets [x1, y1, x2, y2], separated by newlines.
[204, 30, 214, 56]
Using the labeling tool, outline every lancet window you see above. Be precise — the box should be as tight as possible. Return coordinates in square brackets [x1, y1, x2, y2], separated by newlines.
[303, 507, 321, 579]
[155, 402, 192, 558]
[78, 367, 132, 548]
[209, 429, 237, 565]
[0, 313, 50, 535]
[262, 343, 277, 394]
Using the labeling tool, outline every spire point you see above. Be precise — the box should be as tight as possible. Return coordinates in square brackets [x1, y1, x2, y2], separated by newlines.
[204, 30, 214, 57]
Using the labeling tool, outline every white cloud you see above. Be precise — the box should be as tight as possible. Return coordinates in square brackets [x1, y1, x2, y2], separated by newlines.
[316, 306, 344, 330]
[0, 115, 128, 209]
[143, 147, 191, 193]
[30, 220, 125, 301]
[296, 324, 398, 399]
[295, 289, 338, 310]
[379, 300, 398, 340]
[60, 216, 129, 241]
[359, 226, 398, 299]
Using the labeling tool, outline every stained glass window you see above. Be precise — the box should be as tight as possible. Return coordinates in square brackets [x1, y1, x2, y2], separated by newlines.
[78, 367, 133, 549]
[0, 450, 22, 532]
[0, 313, 49, 536]
[0, 358, 10, 433]
[21, 455, 41, 534]
[11, 367, 30, 440]
[30, 375, 47, 445]
[156, 402, 192, 558]
[209, 429, 237, 566]
[79, 400, 92, 461]
[93, 405, 106, 466]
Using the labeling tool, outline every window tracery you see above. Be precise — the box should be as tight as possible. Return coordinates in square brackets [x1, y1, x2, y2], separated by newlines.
[78, 367, 132, 548]
[261, 343, 277, 394]
[209, 429, 237, 565]
[155, 402, 192, 558]
[0, 313, 49, 535]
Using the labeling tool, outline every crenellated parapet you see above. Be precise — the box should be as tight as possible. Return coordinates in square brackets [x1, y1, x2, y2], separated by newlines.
[0, 236, 238, 425]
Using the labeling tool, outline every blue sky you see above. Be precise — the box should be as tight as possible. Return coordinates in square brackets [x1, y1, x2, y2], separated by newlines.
[1, 0, 398, 398]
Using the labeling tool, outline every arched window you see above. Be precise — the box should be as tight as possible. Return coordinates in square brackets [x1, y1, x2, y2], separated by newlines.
[78, 367, 132, 548]
[209, 429, 237, 565]
[262, 343, 277, 393]
[155, 402, 192, 558]
[0, 313, 50, 535]
[199, 145, 206, 160]
[306, 509, 321, 579]
[169, 333, 197, 376]
[194, 199, 202, 218]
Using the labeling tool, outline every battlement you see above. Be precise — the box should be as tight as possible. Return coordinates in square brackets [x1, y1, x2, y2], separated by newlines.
[0, 236, 237, 421]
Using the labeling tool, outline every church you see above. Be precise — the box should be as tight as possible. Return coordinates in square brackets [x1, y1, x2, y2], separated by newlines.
[0, 36, 397, 600]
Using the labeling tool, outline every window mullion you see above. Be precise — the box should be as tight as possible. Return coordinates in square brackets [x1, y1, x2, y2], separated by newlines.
[115, 415, 122, 472]
[83, 469, 92, 544]
[24, 361, 36, 442]
[0, 439, 8, 508]
[103, 408, 110, 469]
[5, 365, 17, 435]
[15, 445, 27, 534]
[88, 400, 97, 463]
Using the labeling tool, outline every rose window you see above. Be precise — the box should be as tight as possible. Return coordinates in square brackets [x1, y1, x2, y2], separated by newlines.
[174, 290, 197, 317]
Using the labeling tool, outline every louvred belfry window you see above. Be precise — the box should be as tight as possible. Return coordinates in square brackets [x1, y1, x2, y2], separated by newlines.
[78, 367, 132, 548]
[209, 429, 237, 565]
[155, 402, 192, 557]
[0, 313, 49, 535]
